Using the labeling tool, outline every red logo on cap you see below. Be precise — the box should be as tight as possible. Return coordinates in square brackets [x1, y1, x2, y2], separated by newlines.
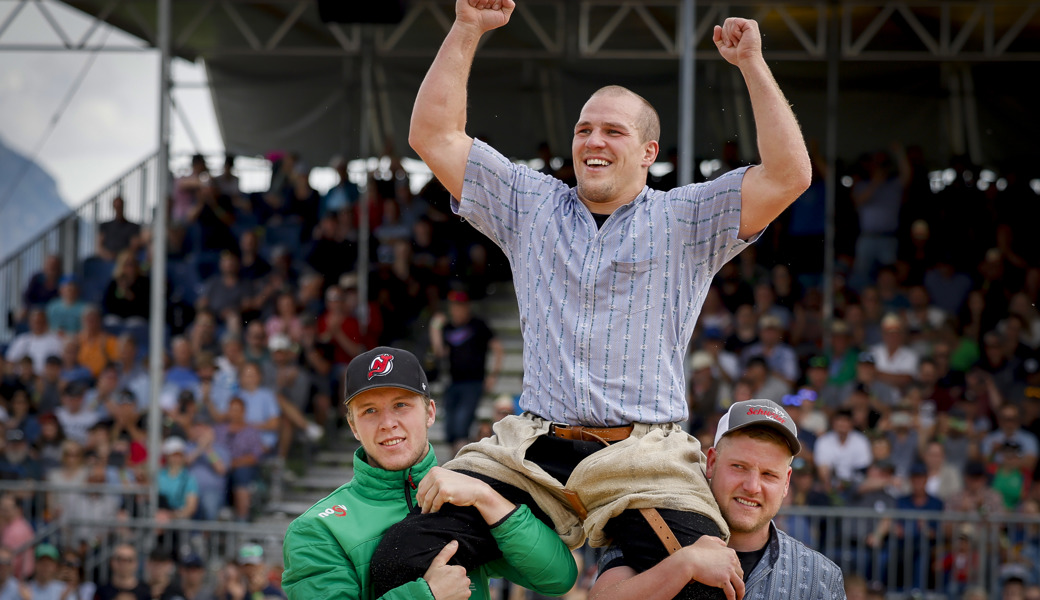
[747, 406, 786, 424]
[368, 354, 394, 379]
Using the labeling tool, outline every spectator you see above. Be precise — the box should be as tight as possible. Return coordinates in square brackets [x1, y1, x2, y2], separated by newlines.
[0, 494, 34, 580]
[850, 145, 911, 291]
[214, 396, 265, 522]
[699, 327, 740, 383]
[839, 352, 901, 409]
[827, 319, 861, 387]
[97, 196, 142, 261]
[227, 544, 286, 600]
[242, 321, 269, 366]
[982, 404, 1039, 474]
[187, 170, 237, 258]
[45, 439, 88, 522]
[144, 548, 176, 600]
[0, 428, 43, 482]
[741, 314, 799, 386]
[686, 351, 731, 435]
[742, 355, 790, 402]
[34, 355, 65, 415]
[22, 254, 63, 316]
[54, 382, 98, 445]
[979, 330, 1023, 401]
[895, 463, 944, 590]
[172, 154, 209, 224]
[156, 437, 199, 521]
[780, 391, 822, 464]
[923, 255, 974, 317]
[887, 410, 920, 480]
[109, 389, 146, 446]
[920, 438, 963, 503]
[165, 551, 214, 600]
[303, 213, 355, 287]
[947, 460, 1006, 515]
[62, 459, 122, 550]
[848, 460, 899, 581]
[237, 230, 270, 283]
[815, 408, 873, 494]
[75, 305, 118, 378]
[871, 313, 920, 390]
[991, 440, 1028, 510]
[317, 281, 381, 367]
[94, 542, 150, 600]
[265, 292, 304, 343]
[34, 414, 65, 472]
[45, 276, 86, 336]
[937, 524, 982, 599]
[802, 354, 843, 411]
[429, 290, 503, 454]
[235, 362, 280, 454]
[197, 251, 254, 327]
[184, 420, 228, 521]
[4, 390, 40, 445]
[26, 543, 63, 600]
[101, 251, 150, 325]
[321, 156, 360, 218]
[164, 336, 201, 393]
[114, 335, 150, 414]
[265, 335, 325, 457]
[58, 338, 92, 389]
[4, 308, 63, 375]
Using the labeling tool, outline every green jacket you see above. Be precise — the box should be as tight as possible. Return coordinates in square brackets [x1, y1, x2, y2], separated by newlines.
[281, 444, 577, 600]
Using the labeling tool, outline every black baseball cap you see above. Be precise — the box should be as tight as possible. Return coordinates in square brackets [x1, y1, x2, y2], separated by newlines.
[344, 347, 430, 406]
[714, 399, 801, 455]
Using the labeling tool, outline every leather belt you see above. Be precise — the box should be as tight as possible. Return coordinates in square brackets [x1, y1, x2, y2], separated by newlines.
[547, 423, 634, 445]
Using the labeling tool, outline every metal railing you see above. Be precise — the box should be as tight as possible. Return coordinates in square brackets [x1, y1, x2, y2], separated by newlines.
[0, 153, 160, 343]
[775, 505, 1040, 597]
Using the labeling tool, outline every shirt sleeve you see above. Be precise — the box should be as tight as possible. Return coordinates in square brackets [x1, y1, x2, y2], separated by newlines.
[282, 519, 434, 600]
[455, 139, 569, 261]
[483, 504, 577, 596]
[665, 166, 757, 275]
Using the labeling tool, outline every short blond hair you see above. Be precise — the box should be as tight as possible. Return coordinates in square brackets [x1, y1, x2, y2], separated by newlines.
[590, 85, 660, 143]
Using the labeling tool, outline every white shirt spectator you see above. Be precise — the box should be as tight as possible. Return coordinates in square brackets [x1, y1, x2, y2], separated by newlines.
[870, 342, 919, 378]
[814, 429, 872, 483]
[54, 407, 99, 445]
[981, 429, 1039, 464]
[4, 331, 63, 375]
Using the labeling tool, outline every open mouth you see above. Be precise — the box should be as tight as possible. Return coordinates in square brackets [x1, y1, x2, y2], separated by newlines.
[380, 438, 404, 447]
[735, 497, 761, 508]
[584, 158, 611, 168]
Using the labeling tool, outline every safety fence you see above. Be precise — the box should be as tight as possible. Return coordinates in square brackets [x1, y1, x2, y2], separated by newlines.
[775, 505, 1040, 597]
[5, 478, 1038, 599]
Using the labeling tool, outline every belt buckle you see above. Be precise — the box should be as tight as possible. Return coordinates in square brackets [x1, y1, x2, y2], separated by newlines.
[548, 423, 568, 438]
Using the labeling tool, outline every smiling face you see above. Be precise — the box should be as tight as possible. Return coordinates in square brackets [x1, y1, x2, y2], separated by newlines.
[572, 88, 659, 212]
[348, 388, 435, 472]
[706, 430, 792, 551]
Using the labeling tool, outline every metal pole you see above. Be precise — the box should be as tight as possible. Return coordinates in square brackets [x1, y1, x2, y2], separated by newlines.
[678, 0, 697, 186]
[822, 2, 839, 350]
[148, 0, 171, 518]
[357, 32, 372, 332]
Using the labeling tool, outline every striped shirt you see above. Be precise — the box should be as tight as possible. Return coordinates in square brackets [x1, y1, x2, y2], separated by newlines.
[598, 522, 846, 599]
[456, 140, 754, 426]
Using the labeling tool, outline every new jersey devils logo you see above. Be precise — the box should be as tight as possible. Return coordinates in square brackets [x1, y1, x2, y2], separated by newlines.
[367, 354, 394, 379]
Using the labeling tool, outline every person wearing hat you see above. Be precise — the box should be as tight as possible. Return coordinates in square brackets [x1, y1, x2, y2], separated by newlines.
[814, 408, 873, 495]
[0, 428, 44, 482]
[281, 347, 576, 600]
[229, 544, 286, 600]
[590, 399, 844, 599]
[740, 314, 800, 386]
[429, 289, 504, 454]
[264, 333, 326, 461]
[836, 352, 900, 411]
[54, 381, 99, 446]
[27, 543, 63, 600]
[157, 437, 199, 521]
[165, 550, 213, 600]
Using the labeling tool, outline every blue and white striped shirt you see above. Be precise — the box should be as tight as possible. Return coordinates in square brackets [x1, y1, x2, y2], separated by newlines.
[455, 140, 755, 426]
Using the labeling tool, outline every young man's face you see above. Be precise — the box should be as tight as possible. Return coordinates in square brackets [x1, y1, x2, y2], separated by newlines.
[348, 388, 435, 472]
[706, 433, 792, 539]
[572, 91, 657, 209]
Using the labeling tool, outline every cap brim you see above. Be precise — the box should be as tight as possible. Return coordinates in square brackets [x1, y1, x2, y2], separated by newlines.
[344, 383, 429, 406]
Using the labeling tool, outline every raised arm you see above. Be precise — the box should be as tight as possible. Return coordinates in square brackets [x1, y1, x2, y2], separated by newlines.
[408, 0, 515, 199]
[713, 18, 811, 240]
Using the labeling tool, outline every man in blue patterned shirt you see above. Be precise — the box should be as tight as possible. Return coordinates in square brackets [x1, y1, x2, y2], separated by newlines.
[373, 1, 813, 598]
[591, 400, 846, 600]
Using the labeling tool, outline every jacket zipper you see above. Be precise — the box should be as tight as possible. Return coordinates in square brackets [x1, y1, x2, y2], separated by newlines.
[405, 470, 418, 513]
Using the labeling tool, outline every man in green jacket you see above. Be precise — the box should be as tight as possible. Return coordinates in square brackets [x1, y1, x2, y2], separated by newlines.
[281, 346, 577, 600]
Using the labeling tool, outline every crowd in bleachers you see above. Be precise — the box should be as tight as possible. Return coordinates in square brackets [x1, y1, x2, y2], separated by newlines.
[0, 139, 1038, 598]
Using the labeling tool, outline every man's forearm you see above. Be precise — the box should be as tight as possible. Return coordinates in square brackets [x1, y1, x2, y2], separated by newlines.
[741, 57, 810, 196]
